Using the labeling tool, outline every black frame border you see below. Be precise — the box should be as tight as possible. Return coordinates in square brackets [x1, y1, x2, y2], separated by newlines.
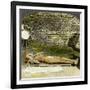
[11, 1, 88, 89]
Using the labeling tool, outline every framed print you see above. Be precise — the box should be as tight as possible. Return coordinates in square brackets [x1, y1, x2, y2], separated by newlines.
[11, 1, 88, 89]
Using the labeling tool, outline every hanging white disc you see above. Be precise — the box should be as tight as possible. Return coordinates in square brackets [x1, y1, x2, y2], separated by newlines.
[21, 30, 30, 40]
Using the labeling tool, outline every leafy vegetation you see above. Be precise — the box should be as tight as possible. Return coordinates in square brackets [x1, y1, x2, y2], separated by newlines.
[21, 11, 80, 62]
